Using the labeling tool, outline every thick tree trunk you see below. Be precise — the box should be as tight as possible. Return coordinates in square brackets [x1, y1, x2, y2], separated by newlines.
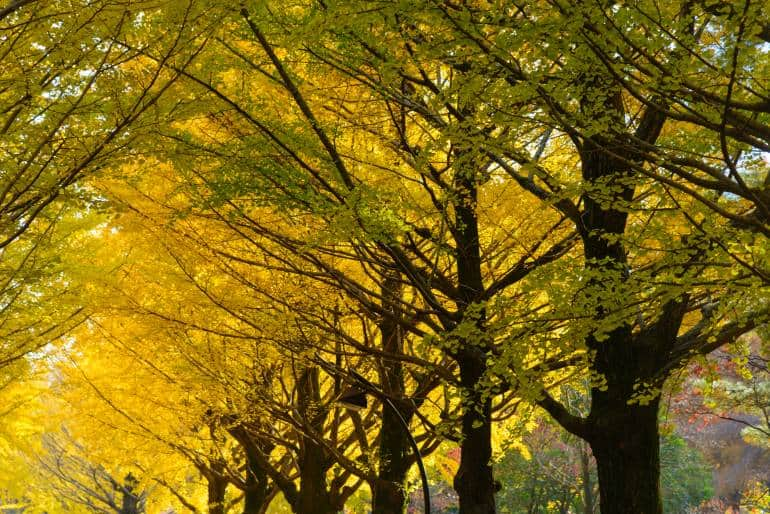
[226, 424, 273, 514]
[581, 326, 666, 514]
[293, 366, 340, 514]
[454, 399, 495, 514]
[371, 397, 415, 514]
[589, 399, 662, 514]
[207, 470, 228, 514]
[119, 473, 143, 514]
[454, 351, 496, 514]
[372, 401, 414, 514]
[241, 446, 271, 514]
[372, 273, 413, 514]
[242, 483, 269, 514]
[572, 102, 668, 514]
[372, 479, 406, 514]
[582, 317, 666, 514]
[293, 435, 339, 514]
[450, 169, 496, 514]
[295, 442, 335, 514]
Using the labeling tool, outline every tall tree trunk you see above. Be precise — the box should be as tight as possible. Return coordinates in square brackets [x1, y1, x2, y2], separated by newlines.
[451, 170, 497, 514]
[119, 473, 143, 514]
[371, 401, 414, 514]
[241, 473, 270, 514]
[544, 336, 667, 514]
[293, 366, 340, 514]
[240, 440, 272, 514]
[372, 272, 414, 514]
[454, 350, 495, 514]
[581, 302, 668, 514]
[206, 467, 228, 514]
[294, 443, 338, 514]
[577, 324, 666, 514]
[588, 398, 662, 514]
[573, 89, 668, 514]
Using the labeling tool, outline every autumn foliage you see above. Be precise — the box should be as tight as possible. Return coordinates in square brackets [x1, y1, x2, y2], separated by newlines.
[0, 1, 767, 514]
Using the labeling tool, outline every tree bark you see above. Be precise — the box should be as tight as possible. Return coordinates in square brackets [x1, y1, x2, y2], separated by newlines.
[294, 448, 338, 514]
[241, 442, 272, 514]
[371, 400, 414, 514]
[293, 366, 340, 514]
[570, 88, 669, 514]
[119, 473, 143, 514]
[372, 273, 414, 514]
[577, 315, 667, 514]
[454, 349, 496, 514]
[206, 468, 228, 514]
[541, 339, 668, 514]
[371, 399, 415, 514]
[588, 399, 662, 514]
[451, 170, 497, 514]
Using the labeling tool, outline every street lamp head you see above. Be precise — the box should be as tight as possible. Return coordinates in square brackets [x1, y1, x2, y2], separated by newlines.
[335, 386, 368, 411]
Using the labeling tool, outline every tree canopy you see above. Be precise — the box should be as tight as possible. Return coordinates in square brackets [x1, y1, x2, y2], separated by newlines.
[0, 1, 767, 514]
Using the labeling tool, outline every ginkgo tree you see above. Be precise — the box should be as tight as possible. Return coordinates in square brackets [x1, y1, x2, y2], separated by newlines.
[0, 0, 216, 381]
[126, 2, 769, 514]
[0, 2, 767, 514]
[129, 10, 584, 514]
[90, 168, 455, 514]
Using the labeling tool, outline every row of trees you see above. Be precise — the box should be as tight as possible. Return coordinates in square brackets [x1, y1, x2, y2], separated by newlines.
[0, 1, 767, 513]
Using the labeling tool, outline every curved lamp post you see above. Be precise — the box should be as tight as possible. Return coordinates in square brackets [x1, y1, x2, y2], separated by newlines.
[334, 368, 431, 514]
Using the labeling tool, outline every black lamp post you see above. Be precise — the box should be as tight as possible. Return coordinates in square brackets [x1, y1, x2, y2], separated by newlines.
[334, 369, 431, 514]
